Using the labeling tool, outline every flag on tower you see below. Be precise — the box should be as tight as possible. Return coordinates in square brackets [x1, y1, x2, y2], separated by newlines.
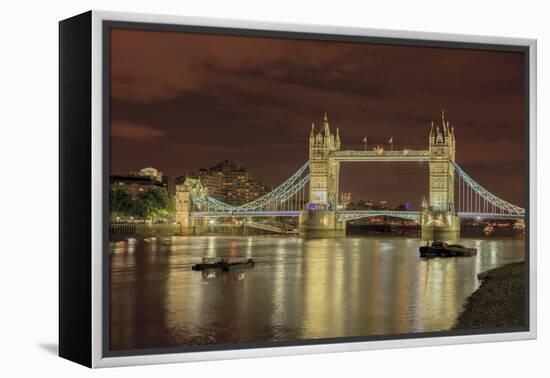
[388, 136, 393, 143]
[363, 137, 367, 143]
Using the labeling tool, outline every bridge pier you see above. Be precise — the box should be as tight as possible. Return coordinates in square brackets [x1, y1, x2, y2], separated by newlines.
[299, 210, 346, 238]
[420, 210, 460, 241]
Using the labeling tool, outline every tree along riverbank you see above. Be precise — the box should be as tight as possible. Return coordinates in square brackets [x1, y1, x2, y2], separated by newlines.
[452, 262, 525, 330]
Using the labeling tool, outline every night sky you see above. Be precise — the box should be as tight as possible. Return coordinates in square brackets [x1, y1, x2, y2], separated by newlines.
[109, 28, 526, 209]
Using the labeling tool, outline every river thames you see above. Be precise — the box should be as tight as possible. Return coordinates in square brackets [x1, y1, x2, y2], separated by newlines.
[109, 236, 525, 351]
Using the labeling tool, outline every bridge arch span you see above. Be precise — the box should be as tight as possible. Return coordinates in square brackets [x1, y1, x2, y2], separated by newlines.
[337, 211, 421, 223]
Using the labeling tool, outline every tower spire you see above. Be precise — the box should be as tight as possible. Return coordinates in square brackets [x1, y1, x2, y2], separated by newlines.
[441, 110, 447, 136]
[323, 112, 330, 137]
[310, 122, 315, 138]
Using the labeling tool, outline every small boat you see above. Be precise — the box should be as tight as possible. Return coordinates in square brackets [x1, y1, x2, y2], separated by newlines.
[192, 257, 255, 271]
[419, 240, 477, 258]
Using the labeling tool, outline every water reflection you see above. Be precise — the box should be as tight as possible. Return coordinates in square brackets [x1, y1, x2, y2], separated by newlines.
[200, 268, 248, 283]
[110, 236, 525, 351]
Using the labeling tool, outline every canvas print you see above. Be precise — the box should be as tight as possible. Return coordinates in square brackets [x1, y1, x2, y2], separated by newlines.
[107, 27, 527, 353]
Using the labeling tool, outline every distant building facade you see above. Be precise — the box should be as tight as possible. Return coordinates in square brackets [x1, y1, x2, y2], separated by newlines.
[347, 198, 391, 211]
[110, 175, 166, 197]
[175, 168, 224, 199]
[131, 167, 168, 188]
[110, 166, 168, 197]
[340, 192, 352, 209]
[176, 160, 268, 205]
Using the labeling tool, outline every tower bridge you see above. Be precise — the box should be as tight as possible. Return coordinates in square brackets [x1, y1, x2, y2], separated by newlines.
[176, 112, 525, 238]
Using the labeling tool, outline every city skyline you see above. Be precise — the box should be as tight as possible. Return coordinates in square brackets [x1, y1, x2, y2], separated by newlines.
[109, 28, 526, 208]
[113, 161, 412, 210]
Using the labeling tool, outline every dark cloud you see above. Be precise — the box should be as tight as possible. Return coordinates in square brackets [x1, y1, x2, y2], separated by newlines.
[109, 28, 526, 208]
[111, 120, 166, 140]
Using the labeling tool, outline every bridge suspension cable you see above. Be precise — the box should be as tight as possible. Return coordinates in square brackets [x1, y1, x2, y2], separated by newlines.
[190, 159, 524, 218]
[191, 162, 310, 212]
[453, 162, 525, 217]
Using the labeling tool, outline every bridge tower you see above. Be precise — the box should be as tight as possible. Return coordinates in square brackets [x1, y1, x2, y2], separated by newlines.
[175, 177, 208, 235]
[308, 112, 341, 210]
[300, 113, 346, 237]
[421, 111, 460, 240]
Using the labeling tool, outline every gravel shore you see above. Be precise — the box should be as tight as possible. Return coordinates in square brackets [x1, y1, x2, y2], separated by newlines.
[452, 262, 526, 330]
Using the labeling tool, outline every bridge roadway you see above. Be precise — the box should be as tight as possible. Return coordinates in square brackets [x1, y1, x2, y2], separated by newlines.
[329, 150, 429, 162]
[191, 210, 523, 220]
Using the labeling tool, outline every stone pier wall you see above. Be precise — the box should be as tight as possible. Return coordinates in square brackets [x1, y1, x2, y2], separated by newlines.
[420, 210, 461, 241]
[299, 210, 346, 238]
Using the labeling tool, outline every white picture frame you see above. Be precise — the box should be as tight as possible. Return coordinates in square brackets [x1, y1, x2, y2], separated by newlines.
[59, 10, 537, 368]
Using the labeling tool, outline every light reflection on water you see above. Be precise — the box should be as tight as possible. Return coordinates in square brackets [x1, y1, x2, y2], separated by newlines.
[109, 236, 525, 351]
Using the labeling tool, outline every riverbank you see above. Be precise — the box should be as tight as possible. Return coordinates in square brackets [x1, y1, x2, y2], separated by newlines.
[452, 262, 525, 330]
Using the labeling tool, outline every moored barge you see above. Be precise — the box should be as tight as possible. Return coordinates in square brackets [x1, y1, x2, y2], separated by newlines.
[192, 257, 255, 271]
[419, 240, 477, 258]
